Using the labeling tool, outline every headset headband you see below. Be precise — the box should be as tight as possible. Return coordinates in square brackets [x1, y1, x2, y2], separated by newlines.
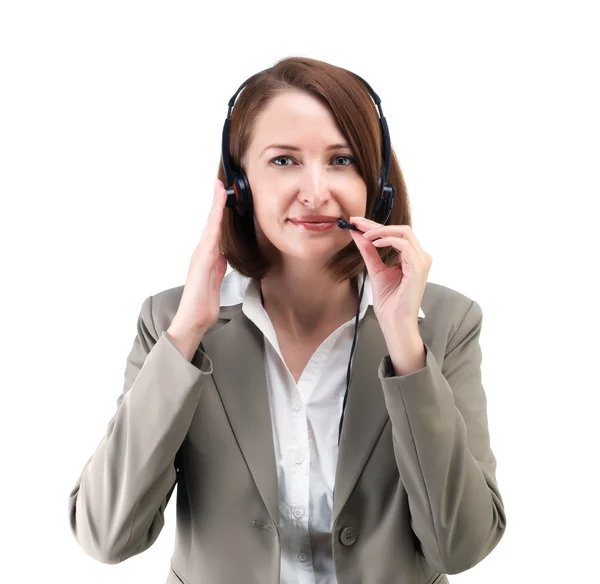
[221, 68, 391, 188]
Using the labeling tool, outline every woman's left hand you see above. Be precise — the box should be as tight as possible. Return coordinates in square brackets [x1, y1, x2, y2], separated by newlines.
[349, 216, 432, 331]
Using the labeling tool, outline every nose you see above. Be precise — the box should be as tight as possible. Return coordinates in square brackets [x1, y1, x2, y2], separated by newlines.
[299, 164, 331, 205]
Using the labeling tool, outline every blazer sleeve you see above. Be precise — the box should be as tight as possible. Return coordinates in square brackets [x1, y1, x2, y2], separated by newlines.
[68, 294, 213, 564]
[378, 300, 507, 575]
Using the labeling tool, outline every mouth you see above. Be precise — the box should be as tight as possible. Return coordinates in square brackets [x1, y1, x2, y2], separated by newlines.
[289, 219, 336, 231]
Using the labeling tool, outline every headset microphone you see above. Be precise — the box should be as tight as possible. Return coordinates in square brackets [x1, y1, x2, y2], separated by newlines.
[336, 219, 361, 232]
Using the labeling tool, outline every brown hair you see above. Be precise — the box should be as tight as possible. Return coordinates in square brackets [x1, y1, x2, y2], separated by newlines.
[215, 56, 413, 289]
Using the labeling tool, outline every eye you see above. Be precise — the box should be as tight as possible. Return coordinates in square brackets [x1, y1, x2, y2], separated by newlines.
[270, 155, 356, 167]
[271, 155, 295, 167]
[333, 155, 355, 166]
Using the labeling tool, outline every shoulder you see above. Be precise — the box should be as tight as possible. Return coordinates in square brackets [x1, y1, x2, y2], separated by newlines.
[422, 280, 479, 317]
[137, 284, 185, 338]
[141, 270, 252, 335]
[139, 271, 243, 339]
[421, 281, 483, 352]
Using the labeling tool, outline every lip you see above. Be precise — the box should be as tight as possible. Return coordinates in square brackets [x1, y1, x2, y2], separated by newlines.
[290, 220, 336, 232]
[289, 215, 339, 223]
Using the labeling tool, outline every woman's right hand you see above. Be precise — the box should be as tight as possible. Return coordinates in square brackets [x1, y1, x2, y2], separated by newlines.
[170, 179, 229, 335]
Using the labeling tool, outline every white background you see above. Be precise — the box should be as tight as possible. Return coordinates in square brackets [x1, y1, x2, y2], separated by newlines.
[1, 1, 598, 582]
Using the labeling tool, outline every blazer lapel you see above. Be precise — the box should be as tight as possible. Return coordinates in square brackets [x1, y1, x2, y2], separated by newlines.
[332, 307, 395, 522]
[200, 303, 423, 530]
[201, 308, 281, 528]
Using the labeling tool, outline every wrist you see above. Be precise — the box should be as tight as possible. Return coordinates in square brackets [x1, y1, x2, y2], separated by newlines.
[168, 314, 208, 338]
[166, 320, 208, 361]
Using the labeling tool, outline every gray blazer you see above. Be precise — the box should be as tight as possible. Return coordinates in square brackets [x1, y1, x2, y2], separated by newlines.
[68, 280, 506, 584]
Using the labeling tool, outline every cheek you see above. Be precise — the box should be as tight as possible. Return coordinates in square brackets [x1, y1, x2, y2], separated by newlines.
[253, 213, 279, 246]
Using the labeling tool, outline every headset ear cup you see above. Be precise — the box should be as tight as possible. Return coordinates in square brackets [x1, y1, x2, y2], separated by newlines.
[236, 171, 253, 217]
[228, 171, 252, 217]
[382, 183, 395, 225]
[371, 173, 384, 222]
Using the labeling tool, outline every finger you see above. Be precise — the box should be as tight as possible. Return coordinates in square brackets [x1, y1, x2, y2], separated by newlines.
[350, 217, 382, 229]
[197, 194, 225, 262]
[212, 180, 227, 211]
[350, 217, 418, 252]
[208, 181, 227, 236]
[371, 237, 421, 271]
[349, 216, 383, 230]
[362, 224, 427, 260]
[350, 229, 386, 278]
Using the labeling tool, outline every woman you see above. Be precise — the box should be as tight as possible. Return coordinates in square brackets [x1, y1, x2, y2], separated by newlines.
[68, 56, 506, 584]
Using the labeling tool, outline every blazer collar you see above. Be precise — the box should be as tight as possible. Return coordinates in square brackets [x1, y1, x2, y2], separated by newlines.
[218, 269, 426, 319]
[199, 270, 425, 528]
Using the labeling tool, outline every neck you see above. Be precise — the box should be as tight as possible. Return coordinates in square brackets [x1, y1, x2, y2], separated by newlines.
[258, 268, 359, 339]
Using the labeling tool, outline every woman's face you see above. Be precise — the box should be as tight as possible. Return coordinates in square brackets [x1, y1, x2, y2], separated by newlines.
[241, 89, 368, 267]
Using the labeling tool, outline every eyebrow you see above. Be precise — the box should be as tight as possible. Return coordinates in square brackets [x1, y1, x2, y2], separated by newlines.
[261, 143, 351, 156]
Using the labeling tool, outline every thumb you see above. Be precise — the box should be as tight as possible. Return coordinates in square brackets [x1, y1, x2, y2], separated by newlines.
[350, 230, 381, 277]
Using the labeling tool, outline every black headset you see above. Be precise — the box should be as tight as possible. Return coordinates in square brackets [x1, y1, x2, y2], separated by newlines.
[220, 67, 395, 447]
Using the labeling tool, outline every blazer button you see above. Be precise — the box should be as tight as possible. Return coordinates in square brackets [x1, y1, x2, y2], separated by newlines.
[340, 527, 357, 546]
